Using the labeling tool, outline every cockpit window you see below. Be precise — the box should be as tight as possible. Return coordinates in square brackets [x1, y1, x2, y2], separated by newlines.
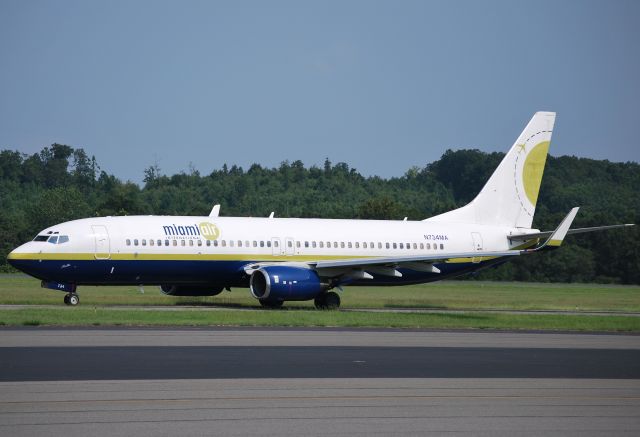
[34, 235, 70, 244]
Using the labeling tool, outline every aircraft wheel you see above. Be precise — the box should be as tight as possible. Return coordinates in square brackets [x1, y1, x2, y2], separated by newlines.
[63, 294, 70, 305]
[323, 292, 340, 310]
[315, 292, 340, 310]
[259, 299, 283, 309]
[68, 294, 79, 306]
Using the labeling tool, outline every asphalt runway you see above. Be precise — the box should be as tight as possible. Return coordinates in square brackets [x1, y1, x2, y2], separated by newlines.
[3, 304, 640, 317]
[1, 328, 639, 436]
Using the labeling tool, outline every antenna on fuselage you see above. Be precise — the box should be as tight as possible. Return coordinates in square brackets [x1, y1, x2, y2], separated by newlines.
[269, 212, 275, 218]
[209, 204, 220, 217]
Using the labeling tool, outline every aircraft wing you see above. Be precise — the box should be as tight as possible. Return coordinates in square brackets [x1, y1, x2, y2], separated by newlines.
[311, 250, 519, 277]
[508, 224, 634, 242]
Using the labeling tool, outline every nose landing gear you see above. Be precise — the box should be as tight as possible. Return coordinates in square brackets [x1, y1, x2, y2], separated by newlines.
[63, 293, 79, 306]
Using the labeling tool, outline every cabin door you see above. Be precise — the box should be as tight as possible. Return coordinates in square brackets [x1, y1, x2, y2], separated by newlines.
[471, 232, 483, 263]
[92, 225, 111, 260]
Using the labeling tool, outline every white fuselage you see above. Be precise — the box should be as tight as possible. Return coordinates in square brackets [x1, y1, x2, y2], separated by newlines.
[8, 215, 526, 288]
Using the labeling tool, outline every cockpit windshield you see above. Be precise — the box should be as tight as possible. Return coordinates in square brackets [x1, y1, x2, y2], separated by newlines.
[33, 234, 70, 244]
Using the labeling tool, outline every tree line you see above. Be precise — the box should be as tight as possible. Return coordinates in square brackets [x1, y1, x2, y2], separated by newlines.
[0, 144, 638, 283]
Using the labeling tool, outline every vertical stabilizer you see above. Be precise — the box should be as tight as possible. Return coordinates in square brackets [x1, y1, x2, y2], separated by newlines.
[426, 112, 556, 228]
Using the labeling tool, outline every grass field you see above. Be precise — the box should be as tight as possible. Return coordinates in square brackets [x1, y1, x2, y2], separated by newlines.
[0, 274, 639, 331]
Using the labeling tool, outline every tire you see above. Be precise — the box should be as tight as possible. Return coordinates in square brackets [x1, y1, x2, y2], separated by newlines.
[63, 294, 70, 305]
[323, 292, 340, 310]
[315, 292, 341, 310]
[314, 294, 327, 310]
[68, 294, 79, 306]
[259, 299, 283, 309]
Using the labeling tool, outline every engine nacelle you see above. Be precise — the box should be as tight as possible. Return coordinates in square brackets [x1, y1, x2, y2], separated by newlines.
[160, 285, 224, 297]
[250, 266, 324, 301]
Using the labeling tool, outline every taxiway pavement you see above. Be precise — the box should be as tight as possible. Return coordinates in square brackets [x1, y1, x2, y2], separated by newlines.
[1, 328, 639, 436]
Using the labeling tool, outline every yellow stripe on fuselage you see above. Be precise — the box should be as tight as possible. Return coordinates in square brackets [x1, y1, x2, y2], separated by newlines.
[7, 252, 379, 262]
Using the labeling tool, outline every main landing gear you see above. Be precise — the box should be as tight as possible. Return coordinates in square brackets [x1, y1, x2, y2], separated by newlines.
[314, 291, 340, 310]
[63, 293, 79, 306]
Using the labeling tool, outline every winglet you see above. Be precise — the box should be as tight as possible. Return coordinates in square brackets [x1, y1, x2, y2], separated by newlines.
[543, 207, 580, 248]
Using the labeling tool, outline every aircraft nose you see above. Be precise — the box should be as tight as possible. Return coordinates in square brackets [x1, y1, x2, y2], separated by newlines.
[7, 248, 19, 268]
[6, 244, 34, 273]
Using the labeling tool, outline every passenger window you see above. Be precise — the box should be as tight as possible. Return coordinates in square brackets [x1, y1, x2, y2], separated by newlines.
[189, 240, 194, 246]
[150, 239, 155, 246]
[181, 240, 185, 246]
[253, 241, 257, 247]
[312, 241, 317, 248]
[296, 241, 301, 248]
[348, 242, 352, 248]
[440, 243, 444, 250]
[386, 242, 390, 249]
[413, 243, 417, 249]
[126, 239, 131, 246]
[260, 241, 264, 247]
[333, 242, 338, 248]
[393, 243, 397, 249]
[355, 242, 360, 249]
[407, 243, 411, 250]
[198, 240, 202, 246]
[214, 240, 219, 247]
[287, 241, 292, 248]
[165, 240, 169, 246]
[340, 242, 345, 249]
[305, 241, 309, 248]
[229, 240, 234, 247]
[399, 243, 404, 249]
[206, 240, 211, 246]
[420, 243, 424, 250]
[222, 240, 227, 247]
[142, 239, 147, 246]
[157, 239, 161, 246]
[267, 241, 271, 248]
[172, 240, 177, 246]
[319, 241, 324, 248]
[274, 241, 278, 248]
[426, 243, 431, 249]
[238, 240, 243, 247]
[245, 241, 249, 247]
[134, 239, 139, 246]
[363, 242, 367, 249]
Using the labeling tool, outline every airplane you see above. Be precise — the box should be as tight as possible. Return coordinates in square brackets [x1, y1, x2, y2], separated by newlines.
[7, 112, 634, 309]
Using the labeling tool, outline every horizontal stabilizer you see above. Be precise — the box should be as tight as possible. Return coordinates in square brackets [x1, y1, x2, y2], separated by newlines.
[509, 223, 635, 242]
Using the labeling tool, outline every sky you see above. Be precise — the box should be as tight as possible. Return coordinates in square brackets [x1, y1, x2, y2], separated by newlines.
[1, 0, 638, 184]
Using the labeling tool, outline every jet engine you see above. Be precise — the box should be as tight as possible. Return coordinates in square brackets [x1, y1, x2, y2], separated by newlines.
[250, 266, 324, 301]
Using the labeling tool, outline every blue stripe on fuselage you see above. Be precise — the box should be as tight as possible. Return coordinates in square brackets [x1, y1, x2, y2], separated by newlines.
[8, 257, 507, 288]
